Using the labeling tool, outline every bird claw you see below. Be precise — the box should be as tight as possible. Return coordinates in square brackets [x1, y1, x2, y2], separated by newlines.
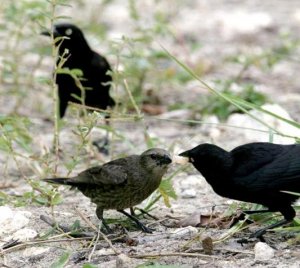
[102, 226, 113, 234]
[237, 238, 251, 245]
[92, 139, 109, 155]
[140, 225, 155, 233]
[249, 230, 267, 242]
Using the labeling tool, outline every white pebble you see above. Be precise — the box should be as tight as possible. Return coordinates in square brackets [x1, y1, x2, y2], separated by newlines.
[116, 253, 135, 268]
[0, 206, 14, 225]
[0, 207, 32, 237]
[169, 226, 198, 239]
[10, 228, 37, 241]
[254, 242, 275, 261]
[181, 188, 197, 199]
[23, 247, 50, 257]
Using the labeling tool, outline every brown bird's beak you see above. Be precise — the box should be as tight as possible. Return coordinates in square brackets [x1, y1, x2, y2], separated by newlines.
[161, 155, 172, 165]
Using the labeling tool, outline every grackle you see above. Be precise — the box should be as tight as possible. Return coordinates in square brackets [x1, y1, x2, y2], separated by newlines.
[41, 23, 115, 118]
[179, 142, 300, 238]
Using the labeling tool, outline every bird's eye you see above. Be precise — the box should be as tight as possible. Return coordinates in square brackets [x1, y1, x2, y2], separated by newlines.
[65, 28, 73, 36]
[150, 154, 158, 160]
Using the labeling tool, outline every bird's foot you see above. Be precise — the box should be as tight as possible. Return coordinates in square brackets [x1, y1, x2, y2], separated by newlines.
[100, 220, 114, 234]
[118, 209, 155, 233]
[249, 229, 267, 240]
[92, 138, 109, 155]
[229, 212, 254, 228]
[138, 222, 155, 233]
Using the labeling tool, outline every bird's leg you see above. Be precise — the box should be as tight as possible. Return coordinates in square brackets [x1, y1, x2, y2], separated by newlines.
[96, 206, 112, 233]
[249, 218, 291, 239]
[243, 209, 271, 215]
[117, 209, 154, 233]
[92, 117, 110, 155]
[92, 138, 109, 155]
[130, 207, 136, 216]
[135, 208, 159, 220]
[129, 207, 157, 220]
[230, 209, 272, 227]
[250, 206, 295, 239]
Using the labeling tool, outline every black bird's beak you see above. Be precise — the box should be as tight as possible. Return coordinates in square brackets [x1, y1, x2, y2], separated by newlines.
[40, 30, 51, 36]
[40, 28, 59, 37]
[178, 151, 191, 163]
[179, 151, 189, 158]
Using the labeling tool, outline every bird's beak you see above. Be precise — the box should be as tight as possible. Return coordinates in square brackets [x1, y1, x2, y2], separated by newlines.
[40, 30, 51, 36]
[40, 28, 59, 37]
[161, 155, 172, 165]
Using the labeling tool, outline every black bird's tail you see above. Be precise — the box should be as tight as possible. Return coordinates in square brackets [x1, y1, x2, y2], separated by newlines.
[43, 178, 76, 186]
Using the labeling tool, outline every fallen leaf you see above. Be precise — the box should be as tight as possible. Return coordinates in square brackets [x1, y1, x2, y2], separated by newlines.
[178, 211, 245, 229]
[141, 104, 167, 115]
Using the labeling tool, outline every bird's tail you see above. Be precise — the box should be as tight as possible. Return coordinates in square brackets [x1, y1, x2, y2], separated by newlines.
[43, 178, 76, 186]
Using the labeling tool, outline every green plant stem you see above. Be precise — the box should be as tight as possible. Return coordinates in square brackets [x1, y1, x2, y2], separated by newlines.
[49, 0, 60, 173]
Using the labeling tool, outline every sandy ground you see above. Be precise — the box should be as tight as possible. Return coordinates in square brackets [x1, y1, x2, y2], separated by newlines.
[1, 0, 300, 267]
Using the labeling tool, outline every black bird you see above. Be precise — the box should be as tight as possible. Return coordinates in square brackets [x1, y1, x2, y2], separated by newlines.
[179, 142, 300, 238]
[43, 148, 172, 233]
[41, 23, 115, 118]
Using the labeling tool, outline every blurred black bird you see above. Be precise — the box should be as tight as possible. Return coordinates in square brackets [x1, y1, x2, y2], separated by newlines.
[179, 142, 300, 238]
[43, 148, 172, 233]
[41, 23, 115, 118]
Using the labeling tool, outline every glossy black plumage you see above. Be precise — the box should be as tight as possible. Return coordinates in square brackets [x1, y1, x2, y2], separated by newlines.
[179, 142, 300, 238]
[42, 23, 115, 118]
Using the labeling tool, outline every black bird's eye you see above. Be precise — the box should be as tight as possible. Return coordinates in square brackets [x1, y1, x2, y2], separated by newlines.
[65, 28, 73, 36]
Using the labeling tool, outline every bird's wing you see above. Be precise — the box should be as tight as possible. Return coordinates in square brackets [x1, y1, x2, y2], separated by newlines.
[75, 157, 136, 185]
[232, 144, 300, 190]
[91, 52, 112, 78]
[230, 143, 286, 177]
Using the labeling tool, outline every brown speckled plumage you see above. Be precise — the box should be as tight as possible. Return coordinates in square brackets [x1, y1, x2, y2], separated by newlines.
[43, 148, 172, 232]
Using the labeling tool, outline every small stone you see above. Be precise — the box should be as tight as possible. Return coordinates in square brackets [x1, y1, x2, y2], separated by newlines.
[169, 226, 198, 239]
[0, 207, 31, 237]
[181, 175, 202, 187]
[226, 103, 300, 144]
[23, 247, 50, 257]
[116, 253, 135, 268]
[181, 188, 197, 199]
[158, 109, 191, 120]
[10, 228, 37, 241]
[254, 242, 275, 261]
[0, 206, 13, 225]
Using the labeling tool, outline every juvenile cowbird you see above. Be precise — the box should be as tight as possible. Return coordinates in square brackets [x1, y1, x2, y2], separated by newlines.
[43, 148, 172, 233]
[179, 142, 300, 238]
[41, 23, 115, 118]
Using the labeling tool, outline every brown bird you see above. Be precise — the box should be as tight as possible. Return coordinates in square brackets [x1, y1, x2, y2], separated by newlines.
[43, 148, 172, 233]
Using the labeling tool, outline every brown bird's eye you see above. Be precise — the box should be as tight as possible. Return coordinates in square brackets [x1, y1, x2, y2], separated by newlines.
[65, 28, 73, 36]
[150, 154, 158, 160]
